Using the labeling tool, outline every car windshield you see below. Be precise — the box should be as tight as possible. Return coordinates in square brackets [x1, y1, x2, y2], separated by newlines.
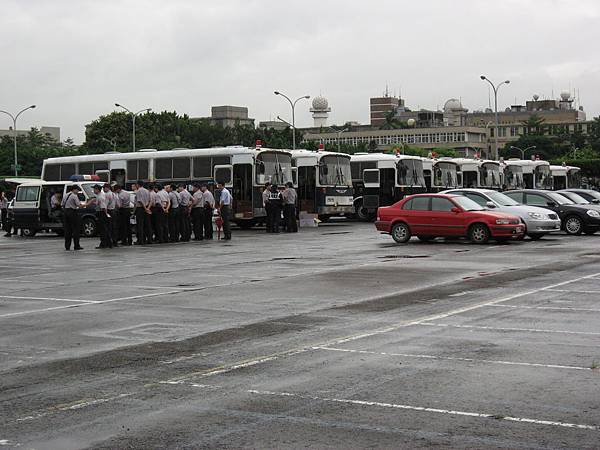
[560, 191, 589, 204]
[397, 158, 426, 187]
[548, 192, 573, 205]
[453, 196, 484, 211]
[319, 155, 352, 187]
[487, 191, 520, 206]
[582, 190, 600, 201]
[256, 152, 293, 185]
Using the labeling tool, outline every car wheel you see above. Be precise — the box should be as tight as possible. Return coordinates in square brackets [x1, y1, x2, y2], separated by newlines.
[564, 215, 583, 235]
[82, 217, 97, 237]
[528, 233, 544, 241]
[468, 223, 490, 244]
[391, 222, 411, 243]
[417, 235, 435, 242]
[22, 228, 37, 237]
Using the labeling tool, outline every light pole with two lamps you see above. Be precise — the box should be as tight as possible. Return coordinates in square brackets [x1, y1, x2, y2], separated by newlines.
[510, 145, 536, 160]
[0, 105, 36, 176]
[273, 91, 310, 150]
[480, 75, 510, 161]
[114, 103, 151, 152]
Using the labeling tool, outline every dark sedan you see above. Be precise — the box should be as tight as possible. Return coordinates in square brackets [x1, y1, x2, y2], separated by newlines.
[561, 189, 600, 205]
[504, 189, 600, 235]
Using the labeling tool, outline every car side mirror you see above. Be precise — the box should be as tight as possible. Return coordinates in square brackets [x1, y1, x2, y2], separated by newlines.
[451, 207, 461, 213]
[485, 201, 496, 208]
[546, 201, 557, 207]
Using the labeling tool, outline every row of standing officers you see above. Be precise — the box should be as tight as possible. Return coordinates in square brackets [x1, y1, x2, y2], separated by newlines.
[60, 181, 233, 250]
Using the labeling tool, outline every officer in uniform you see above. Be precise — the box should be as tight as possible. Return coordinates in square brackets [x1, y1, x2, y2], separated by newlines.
[166, 184, 181, 242]
[89, 184, 111, 249]
[103, 183, 117, 246]
[133, 180, 152, 245]
[114, 185, 132, 245]
[268, 184, 283, 233]
[262, 182, 272, 233]
[156, 183, 170, 243]
[177, 184, 192, 242]
[61, 185, 84, 251]
[191, 183, 204, 241]
[282, 182, 298, 232]
[217, 181, 232, 240]
[200, 184, 215, 240]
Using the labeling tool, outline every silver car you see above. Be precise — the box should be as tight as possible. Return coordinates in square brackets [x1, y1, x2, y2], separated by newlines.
[442, 188, 562, 240]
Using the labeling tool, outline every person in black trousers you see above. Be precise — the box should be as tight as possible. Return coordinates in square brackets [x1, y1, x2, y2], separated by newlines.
[133, 181, 152, 245]
[62, 185, 84, 251]
[217, 182, 232, 240]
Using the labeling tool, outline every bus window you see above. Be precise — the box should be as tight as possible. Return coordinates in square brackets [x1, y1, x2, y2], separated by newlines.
[138, 160, 149, 179]
[16, 186, 40, 201]
[173, 157, 190, 179]
[193, 156, 211, 178]
[126, 160, 149, 181]
[214, 166, 232, 185]
[155, 158, 172, 179]
[60, 164, 76, 180]
[44, 164, 60, 181]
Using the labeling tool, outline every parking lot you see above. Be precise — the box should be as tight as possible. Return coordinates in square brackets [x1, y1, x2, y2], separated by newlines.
[1, 222, 599, 449]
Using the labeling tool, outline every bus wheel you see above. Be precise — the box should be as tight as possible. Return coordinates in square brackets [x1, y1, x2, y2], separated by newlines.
[22, 228, 37, 237]
[356, 202, 372, 222]
[82, 217, 97, 237]
[237, 219, 257, 230]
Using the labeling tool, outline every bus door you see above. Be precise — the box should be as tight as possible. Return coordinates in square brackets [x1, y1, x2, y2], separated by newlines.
[380, 168, 396, 206]
[13, 184, 41, 229]
[298, 166, 316, 213]
[110, 168, 126, 187]
[213, 164, 233, 206]
[232, 163, 252, 218]
[362, 169, 380, 210]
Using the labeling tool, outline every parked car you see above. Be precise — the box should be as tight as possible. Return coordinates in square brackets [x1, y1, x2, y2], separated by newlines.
[504, 189, 600, 235]
[375, 193, 524, 244]
[442, 188, 561, 240]
[560, 189, 600, 204]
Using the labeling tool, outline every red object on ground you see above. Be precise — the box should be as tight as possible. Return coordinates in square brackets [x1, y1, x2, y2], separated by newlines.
[215, 214, 224, 240]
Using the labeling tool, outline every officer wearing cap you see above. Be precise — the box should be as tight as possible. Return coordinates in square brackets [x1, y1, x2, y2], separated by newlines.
[89, 184, 111, 249]
[262, 182, 272, 233]
[217, 181, 232, 240]
[282, 181, 298, 232]
[61, 185, 84, 251]
[191, 183, 204, 241]
[156, 183, 170, 243]
[103, 183, 117, 246]
[200, 184, 215, 240]
[114, 185, 132, 245]
[267, 183, 283, 233]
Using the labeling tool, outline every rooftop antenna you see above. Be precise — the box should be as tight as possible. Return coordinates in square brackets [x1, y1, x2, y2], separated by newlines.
[385, 83, 389, 97]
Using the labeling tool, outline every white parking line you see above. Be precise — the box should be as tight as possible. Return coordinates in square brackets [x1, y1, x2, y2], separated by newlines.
[0, 295, 98, 304]
[420, 322, 600, 336]
[314, 346, 593, 371]
[247, 389, 600, 431]
[485, 304, 600, 313]
[547, 289, 600, 294]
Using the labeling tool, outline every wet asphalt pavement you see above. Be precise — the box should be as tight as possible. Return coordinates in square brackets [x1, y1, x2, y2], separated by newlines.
[1, 222, 599, 449]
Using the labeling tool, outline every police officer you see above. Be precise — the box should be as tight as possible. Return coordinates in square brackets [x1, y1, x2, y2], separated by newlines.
[150, 184, 168, 243]
[282, 181, 298, 232]
[103, 183, 117, 246]
[262, 182, 272, 233]
[89, 184, 111, 249]
[191, 183, 204, 241]
[61, 185, 84, 251]
[268, 184, 283, 233]
[133, 180, 152, 245]
[200, 184, 215, 240]
[177, 184, 192, 242]
[217, 181, 232, 240]
[157, 183, 170, 243]
[166, 184, 181, 242]
[114, 184, 132, 246]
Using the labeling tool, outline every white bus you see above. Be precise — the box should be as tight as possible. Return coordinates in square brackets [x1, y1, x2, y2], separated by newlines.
[350, 153, 426, 220]
[453, 158, 502, 190]
[550, 164, 581, 190]
[41, 146, 294, 228]
[291, 150, 354, 221]
[503, 159, 552, 190]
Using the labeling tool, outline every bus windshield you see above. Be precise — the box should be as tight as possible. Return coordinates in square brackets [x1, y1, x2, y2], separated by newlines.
[504, 166, 524, 189]
[397, 159, 426, 187]
[319, 155, 352, 187]
[434, 162, 458, 188]
[256, 152, 293, 185]
[480, 163, 501, 188]
[568, 169, 581, 189]
[535, 165, 552, 189]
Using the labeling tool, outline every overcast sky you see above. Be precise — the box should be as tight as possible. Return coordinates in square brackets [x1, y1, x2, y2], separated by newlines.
[2, 0, 599, 143]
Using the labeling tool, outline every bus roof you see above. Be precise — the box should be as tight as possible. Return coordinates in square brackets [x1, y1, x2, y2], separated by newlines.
[349, 153, 423, 162]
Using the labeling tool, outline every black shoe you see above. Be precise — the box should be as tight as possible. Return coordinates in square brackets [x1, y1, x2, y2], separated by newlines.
[65, 248, 71, 251]
[74, 247, 83, 251]
[95, 245, 107, 249]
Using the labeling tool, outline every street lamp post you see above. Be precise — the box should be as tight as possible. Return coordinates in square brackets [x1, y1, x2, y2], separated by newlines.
[102, 137, 118, 152]
[0, 105, 36, 176]
[510, 145, 536, 160]
[115, 103, 151, 152]
[480, 76, 510, 160]
[274, 91, 310, 150]
[328, 127, 349, 152]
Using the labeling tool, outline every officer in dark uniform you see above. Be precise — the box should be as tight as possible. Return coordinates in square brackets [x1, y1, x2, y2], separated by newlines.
[62, 185, 83, 251]
[268, 184, 283, 233]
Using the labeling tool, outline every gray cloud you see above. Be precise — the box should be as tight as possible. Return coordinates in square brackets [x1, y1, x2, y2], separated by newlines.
[1, 0, 598, 143]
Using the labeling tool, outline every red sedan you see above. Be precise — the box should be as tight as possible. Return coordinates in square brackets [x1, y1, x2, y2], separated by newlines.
[375, 194, 525, 244]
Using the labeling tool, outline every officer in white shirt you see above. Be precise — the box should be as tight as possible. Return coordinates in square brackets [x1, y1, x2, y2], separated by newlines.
[114, 185, 132, 245]
[217, 181, 232, 240]
[166, 184, 181, 242]
[88, 184, 111, 249]
[177, 184, 192, 242]
[103, 183, 117, 246]
[200, 184, 215, 240]
[191, 183, 204, 241]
